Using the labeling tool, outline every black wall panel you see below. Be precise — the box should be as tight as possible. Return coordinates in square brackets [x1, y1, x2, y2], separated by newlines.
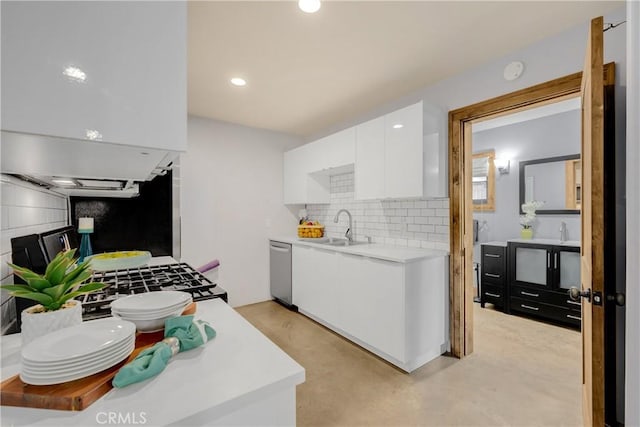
[70, 172, 172, 256]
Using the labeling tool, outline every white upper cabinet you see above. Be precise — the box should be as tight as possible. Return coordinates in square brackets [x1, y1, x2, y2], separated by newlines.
[1, 1, 186, 152]
[283, 149, 307, 204]
[384, 102, 423, 198]
[283, 128, 355, 204]
[355, 101, 426, 200]
[355, 117, 385, 200]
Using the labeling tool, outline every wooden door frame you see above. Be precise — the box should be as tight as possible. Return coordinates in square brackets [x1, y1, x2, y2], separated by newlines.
[447, 64, 614, 357]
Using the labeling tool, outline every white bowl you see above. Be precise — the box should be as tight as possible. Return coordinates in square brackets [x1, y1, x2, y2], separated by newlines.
[110, 291, 192, 312]
[112, 306, 185, 333]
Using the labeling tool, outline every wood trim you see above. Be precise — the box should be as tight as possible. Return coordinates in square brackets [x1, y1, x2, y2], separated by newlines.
[581, 16, 608, 427]
[565, 159, 582, 210]
[447, 62, 615, 358]
[463, 122, 474, 355]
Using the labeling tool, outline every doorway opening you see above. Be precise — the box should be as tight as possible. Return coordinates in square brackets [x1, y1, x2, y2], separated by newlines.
[469, 97, 584, 424]
[447, 58, 616, 423]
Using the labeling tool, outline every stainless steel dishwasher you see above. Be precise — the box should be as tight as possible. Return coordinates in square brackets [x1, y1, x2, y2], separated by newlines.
[269, 240, 295, 309]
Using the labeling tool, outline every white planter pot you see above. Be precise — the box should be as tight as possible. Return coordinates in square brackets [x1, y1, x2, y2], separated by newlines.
[21, 300, 82, 345]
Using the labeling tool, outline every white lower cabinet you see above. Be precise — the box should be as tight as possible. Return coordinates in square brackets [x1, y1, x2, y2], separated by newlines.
[292, 245, 449, 372]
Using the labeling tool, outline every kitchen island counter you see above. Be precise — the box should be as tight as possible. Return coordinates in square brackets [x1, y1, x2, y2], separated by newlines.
[0, 299, 305, 426]
[269, 236, 448, 263]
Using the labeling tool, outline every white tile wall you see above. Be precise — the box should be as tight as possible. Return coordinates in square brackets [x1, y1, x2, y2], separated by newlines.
[0, 174, 69, 333]
[306, 173, 450, 251]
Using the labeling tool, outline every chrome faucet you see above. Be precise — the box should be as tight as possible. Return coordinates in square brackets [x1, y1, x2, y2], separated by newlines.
[559, 221, 568, 243]
[333, 209, 353, 243]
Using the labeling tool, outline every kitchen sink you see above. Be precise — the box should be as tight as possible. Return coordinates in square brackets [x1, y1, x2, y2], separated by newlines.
[321, 238, 368, 247]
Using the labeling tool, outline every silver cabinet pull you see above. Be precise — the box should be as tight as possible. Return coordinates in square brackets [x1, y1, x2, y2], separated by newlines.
[485, 292, 501, 298]
[485, 253, 501, 258]
[566, 314, 581, 320]
[521, 304, 539, 311]
[547, 252, 551, 268]
[566, 299, 581, 306]
[520, 291, 539, 297]
[554, 253, 558, 269]
[485, 273, 501, 278]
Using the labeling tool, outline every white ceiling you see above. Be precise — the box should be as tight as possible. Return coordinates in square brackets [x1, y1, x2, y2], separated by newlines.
[188, 0, 622, 138]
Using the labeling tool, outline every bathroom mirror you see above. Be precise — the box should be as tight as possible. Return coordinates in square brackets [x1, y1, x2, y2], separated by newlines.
[519, 154, 581, 214]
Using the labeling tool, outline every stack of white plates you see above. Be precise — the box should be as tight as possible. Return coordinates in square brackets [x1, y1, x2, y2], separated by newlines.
[21, 318, 136, 386]
[110, 291, 192, 333]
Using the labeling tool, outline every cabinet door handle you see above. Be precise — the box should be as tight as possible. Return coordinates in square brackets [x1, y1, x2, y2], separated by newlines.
[566, 299, 581, 306]
[554, 253, 558, 269]
[485, 273, 501, 278]
[521, 304, 539, 311]
[547, 253, 551, 268]
[566, 314, 581, 320]
[485, 292, 501, 298]
[520, 291, 539, 297]
[485, 254, 501, 258]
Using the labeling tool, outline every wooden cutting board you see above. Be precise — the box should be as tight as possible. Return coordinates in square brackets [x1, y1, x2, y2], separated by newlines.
[0, 302, 196, 411]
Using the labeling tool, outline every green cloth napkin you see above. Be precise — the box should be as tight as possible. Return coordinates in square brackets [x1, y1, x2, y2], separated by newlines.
[112, 315, 216, 388]
[165, 315, 216, 352]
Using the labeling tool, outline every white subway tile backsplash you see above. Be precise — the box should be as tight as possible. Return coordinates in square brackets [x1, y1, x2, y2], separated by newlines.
[1, 175, 69, 257]
[306, 172, 450, 247]
[414, 201, 427, 209]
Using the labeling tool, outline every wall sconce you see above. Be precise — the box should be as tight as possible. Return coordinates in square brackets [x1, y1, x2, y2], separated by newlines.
[495, 158, 510, 175]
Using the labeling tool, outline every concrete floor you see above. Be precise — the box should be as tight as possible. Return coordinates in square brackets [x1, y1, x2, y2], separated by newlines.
[236, 301, 582, 427]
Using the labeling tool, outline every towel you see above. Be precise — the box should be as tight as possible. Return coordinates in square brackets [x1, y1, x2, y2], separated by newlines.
[112, 315, 216, 388]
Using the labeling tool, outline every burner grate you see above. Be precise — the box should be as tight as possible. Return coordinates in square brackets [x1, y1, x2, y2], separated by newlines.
[76, 262, 227, 320]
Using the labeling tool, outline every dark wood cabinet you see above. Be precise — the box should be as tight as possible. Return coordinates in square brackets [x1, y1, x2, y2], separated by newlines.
[480, 243, 508, 311]
[507, 242, 581, 328]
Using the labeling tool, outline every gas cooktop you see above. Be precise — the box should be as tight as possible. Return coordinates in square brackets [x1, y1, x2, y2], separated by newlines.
[76, 263, 228, 321]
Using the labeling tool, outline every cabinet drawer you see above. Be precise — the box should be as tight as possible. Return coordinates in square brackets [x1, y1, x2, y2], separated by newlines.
[481, 245, 506, 280]
[482, 270, 505, 285]
[510, 297, 580, 326]
[482, 283, 505, 306]
[511, 285, 583, 310]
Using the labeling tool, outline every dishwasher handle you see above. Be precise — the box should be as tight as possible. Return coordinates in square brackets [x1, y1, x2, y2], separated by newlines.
[270, 244, 291, 253]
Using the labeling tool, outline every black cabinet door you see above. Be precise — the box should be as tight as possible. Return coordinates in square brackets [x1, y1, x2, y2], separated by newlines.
[552, 245, 581, 291]
[509, 242, 552, 289]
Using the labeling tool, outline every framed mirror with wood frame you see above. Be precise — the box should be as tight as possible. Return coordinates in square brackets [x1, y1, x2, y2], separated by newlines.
[472, 150, 495, 212]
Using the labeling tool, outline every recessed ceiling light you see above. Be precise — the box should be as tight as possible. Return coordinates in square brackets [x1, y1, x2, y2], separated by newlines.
[63, 66, 86, 82]
[393, 124, 404, 129]
[52, 178, 76, 186]
[230, 77, 247, 87]
[298, 0, 321, 13]
[85, 129, 103, 140]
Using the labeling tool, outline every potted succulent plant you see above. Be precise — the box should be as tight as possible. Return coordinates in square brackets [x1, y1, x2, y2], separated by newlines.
[0, 249, 106, 344]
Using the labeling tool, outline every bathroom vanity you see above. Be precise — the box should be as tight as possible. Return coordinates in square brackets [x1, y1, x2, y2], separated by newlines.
[481, 239, 582, 328]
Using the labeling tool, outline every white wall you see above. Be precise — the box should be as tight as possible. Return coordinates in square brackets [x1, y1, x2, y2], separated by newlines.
[625, 1, 639, 425]
[0, 174, 69, 333]
[306, 173, 449, 251]
[181, 117, 302, 307]
[472, 110, 581, 244]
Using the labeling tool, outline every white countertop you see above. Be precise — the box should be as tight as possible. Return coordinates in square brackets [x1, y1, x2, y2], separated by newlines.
[507, 238, 580, 247]
[0, 299, 305, 426]
[270, 236, 449, 263]
[480, 241, 508, 247]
